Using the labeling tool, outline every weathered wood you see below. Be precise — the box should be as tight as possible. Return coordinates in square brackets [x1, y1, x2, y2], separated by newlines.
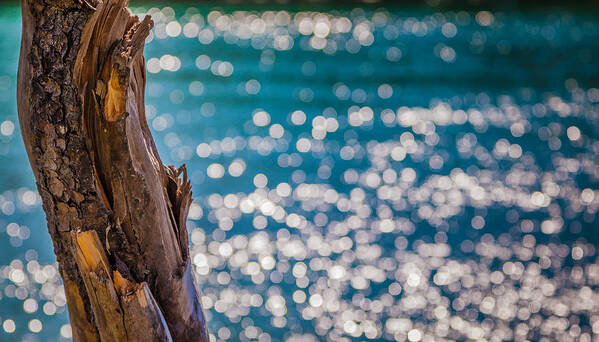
[119, 281, 174, 342]
[17, 0, 209, 340]
[73, 231, 173, 342]
[73, 231, 128, 342]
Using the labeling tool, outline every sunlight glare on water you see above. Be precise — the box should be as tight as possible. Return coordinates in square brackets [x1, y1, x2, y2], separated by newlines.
[0, 3, 599, 342]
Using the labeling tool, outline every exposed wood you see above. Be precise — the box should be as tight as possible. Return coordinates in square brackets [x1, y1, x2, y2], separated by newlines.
[17, 0, 209, 340]
[73, 231, 128, 342]
[73, 231, 173, 342]
[120, 282, 174, 342]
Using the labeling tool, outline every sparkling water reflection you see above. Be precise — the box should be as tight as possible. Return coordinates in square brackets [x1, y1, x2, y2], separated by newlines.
[1, 4, 599, 342]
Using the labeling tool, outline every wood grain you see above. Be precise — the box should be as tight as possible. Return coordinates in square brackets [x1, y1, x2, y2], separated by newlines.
[17, 0, 209, 340]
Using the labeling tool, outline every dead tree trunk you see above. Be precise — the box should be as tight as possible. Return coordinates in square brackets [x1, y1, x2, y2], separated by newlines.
[17, 0, 209, 340]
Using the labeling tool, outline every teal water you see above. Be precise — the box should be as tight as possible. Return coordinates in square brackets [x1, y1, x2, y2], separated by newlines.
[1, 4, 599, 342]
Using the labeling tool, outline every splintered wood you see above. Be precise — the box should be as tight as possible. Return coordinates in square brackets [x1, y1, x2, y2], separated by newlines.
[73, 230, 173, 341]
[17, 0, 209, 340]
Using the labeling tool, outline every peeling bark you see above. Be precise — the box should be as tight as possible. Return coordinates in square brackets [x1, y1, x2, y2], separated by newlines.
[17, 0, 209, 340]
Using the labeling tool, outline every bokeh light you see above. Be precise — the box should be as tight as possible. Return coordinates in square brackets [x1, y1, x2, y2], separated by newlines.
[1, 3, 599, 342]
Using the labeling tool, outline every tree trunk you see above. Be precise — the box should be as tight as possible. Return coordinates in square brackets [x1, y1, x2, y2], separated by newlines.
[17, 0, 209, 340]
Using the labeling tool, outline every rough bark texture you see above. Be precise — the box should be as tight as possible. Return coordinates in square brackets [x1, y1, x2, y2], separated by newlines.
[17, 0, 209, 340]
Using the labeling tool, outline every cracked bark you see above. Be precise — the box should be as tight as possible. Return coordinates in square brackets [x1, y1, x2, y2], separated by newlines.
[17, 0, 209, 340]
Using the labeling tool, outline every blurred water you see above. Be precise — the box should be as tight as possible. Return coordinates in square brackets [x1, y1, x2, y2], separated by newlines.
[1, 3, 599, 342]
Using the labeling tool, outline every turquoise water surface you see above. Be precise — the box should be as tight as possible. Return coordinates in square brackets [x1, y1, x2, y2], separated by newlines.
[1, 3, 599, 342]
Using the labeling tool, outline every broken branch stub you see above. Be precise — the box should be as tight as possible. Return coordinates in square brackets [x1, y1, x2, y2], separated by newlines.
[17, 0, 209, 340]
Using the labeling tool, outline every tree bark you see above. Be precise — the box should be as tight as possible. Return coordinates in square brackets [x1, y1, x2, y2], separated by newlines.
[17, 0, 209, 340]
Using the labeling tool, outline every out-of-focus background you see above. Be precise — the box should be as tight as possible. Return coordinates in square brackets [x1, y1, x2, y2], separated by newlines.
[1, 1, 599, 341]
